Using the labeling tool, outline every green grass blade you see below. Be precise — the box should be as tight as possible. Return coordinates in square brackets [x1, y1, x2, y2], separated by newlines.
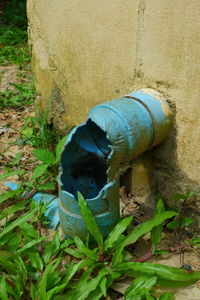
[104, 216, 133, 251]
[78, 192, 103, 250]
[123, 211, 177, 247]
[0, 191, 18, 205]
[17, 236, 49, 255]
[0, 201, 26, 221]
[0, 207, 38, 239]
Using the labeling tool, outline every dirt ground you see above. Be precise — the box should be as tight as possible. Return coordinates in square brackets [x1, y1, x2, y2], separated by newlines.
[1, 65, 200, 299]
[0, 64, 35, 191]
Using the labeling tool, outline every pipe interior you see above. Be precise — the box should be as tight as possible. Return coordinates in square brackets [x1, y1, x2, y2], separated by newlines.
[61, 119, 111, 199]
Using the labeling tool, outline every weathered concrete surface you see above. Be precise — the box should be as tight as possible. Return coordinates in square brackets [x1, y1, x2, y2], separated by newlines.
[27, 0, 200, 203]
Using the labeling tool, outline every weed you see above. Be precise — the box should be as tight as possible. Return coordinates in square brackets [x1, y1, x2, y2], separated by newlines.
[0, 187, 200, 299]
[0, 81, 36, 108]
[19, 108, 62, 151]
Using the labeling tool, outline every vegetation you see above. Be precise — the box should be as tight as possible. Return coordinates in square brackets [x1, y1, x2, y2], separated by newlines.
[1, 1, 200, 299]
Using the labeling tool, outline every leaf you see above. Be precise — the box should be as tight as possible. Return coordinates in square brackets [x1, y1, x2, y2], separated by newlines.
[12, 152, 23, 165]
[74, 236, 99, 260]
[167, 220, 179, 230]
[0, 190, 18, 205]
[104, 216, 133, 251]
[124, 276, 157, 300]
[0, 277, 9, 300]
[6, 233, 22, 252]
[33, 149, 55, 165]
[67, 268, 110, 300]
[32, 164, 48, 180]
[0, 170, 24, 181]
[46, 259, 94, 299]
[189, 237, 200, 245]
[78, 192, 103, 250]
[65, 247, 85, 258]
[0, 207, 38, 239]
[158, 292, 174, 300]
[123, 211, 178, 247]
[38, 182, 55, 191]
[151, 196, 165, 250]
[19, 221, 38, 239]
[0, 201, 26, 221]
[37, 258, 61, 299]
[52, 231, 60, 251]
[29, 251, 44, 271]
[100, 277, 107, 297]
[55, 135, 68, 162]
[17, 235, 49, 254]
[116, 262, 200, 285]
[181, 217, 194, 227]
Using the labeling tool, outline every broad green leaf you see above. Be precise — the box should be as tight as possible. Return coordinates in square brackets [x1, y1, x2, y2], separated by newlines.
[73, 266, 94, 289]
[52, 231, 60, 251]
[158, 292, 174, 300]
[78, 192, 103, 250]
[0, 170, 24, 181]
[123, 211, 177, 247]
[19, 221, 38, 239]
[67, 268, 109, 300]
[74, 236, 99, 260]
[37, 258, 61, 300]
[33, 149, 55, 165]
[100, 277, 107, 297]
[87, 287, 103, 300]
[0, 207, 38, 239]
[12, 152, 23, 166]
[32, 164, 48, 180]
[30, 283, 38, 300]
[7, 233, 22, 252]
[189, 237, 200, 245]
[17, 235, 49, 254]
[21, 127, 33, 137]
[0, 277, 9, 300]
[55, 135, 68, 162]
[104, 216, 133, 251]
[124, 276, 157, 300]
[167, 220, 179, 230]
[0, 201, 26, 221]
[151, 196, 165, 250]
[112, 244, 124, 266]
[46, 259, 94, 299]
[4, 282, 19, 300]
[116, 262, 200, 284]
[38, 182, 55, 190]
[29, 251, 44, 271]
[181, 217, 194, 227]
[0, 190, 18, 205]
[65, 247, 85, 258]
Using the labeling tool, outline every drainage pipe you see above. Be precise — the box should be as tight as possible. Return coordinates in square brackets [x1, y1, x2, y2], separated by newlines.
[58, 88, 172, 240]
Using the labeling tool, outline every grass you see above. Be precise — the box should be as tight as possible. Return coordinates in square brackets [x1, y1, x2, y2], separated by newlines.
[0, 0, 35, 109]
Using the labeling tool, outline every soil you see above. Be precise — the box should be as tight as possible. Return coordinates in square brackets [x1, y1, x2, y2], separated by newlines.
[0, 64, 35, 191]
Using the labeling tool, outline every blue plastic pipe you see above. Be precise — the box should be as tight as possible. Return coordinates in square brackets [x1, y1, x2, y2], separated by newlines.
[59, 88, 172, 240]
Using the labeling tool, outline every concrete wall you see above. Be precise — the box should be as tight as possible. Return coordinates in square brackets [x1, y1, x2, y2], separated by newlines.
[27, 0, 200, 204]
